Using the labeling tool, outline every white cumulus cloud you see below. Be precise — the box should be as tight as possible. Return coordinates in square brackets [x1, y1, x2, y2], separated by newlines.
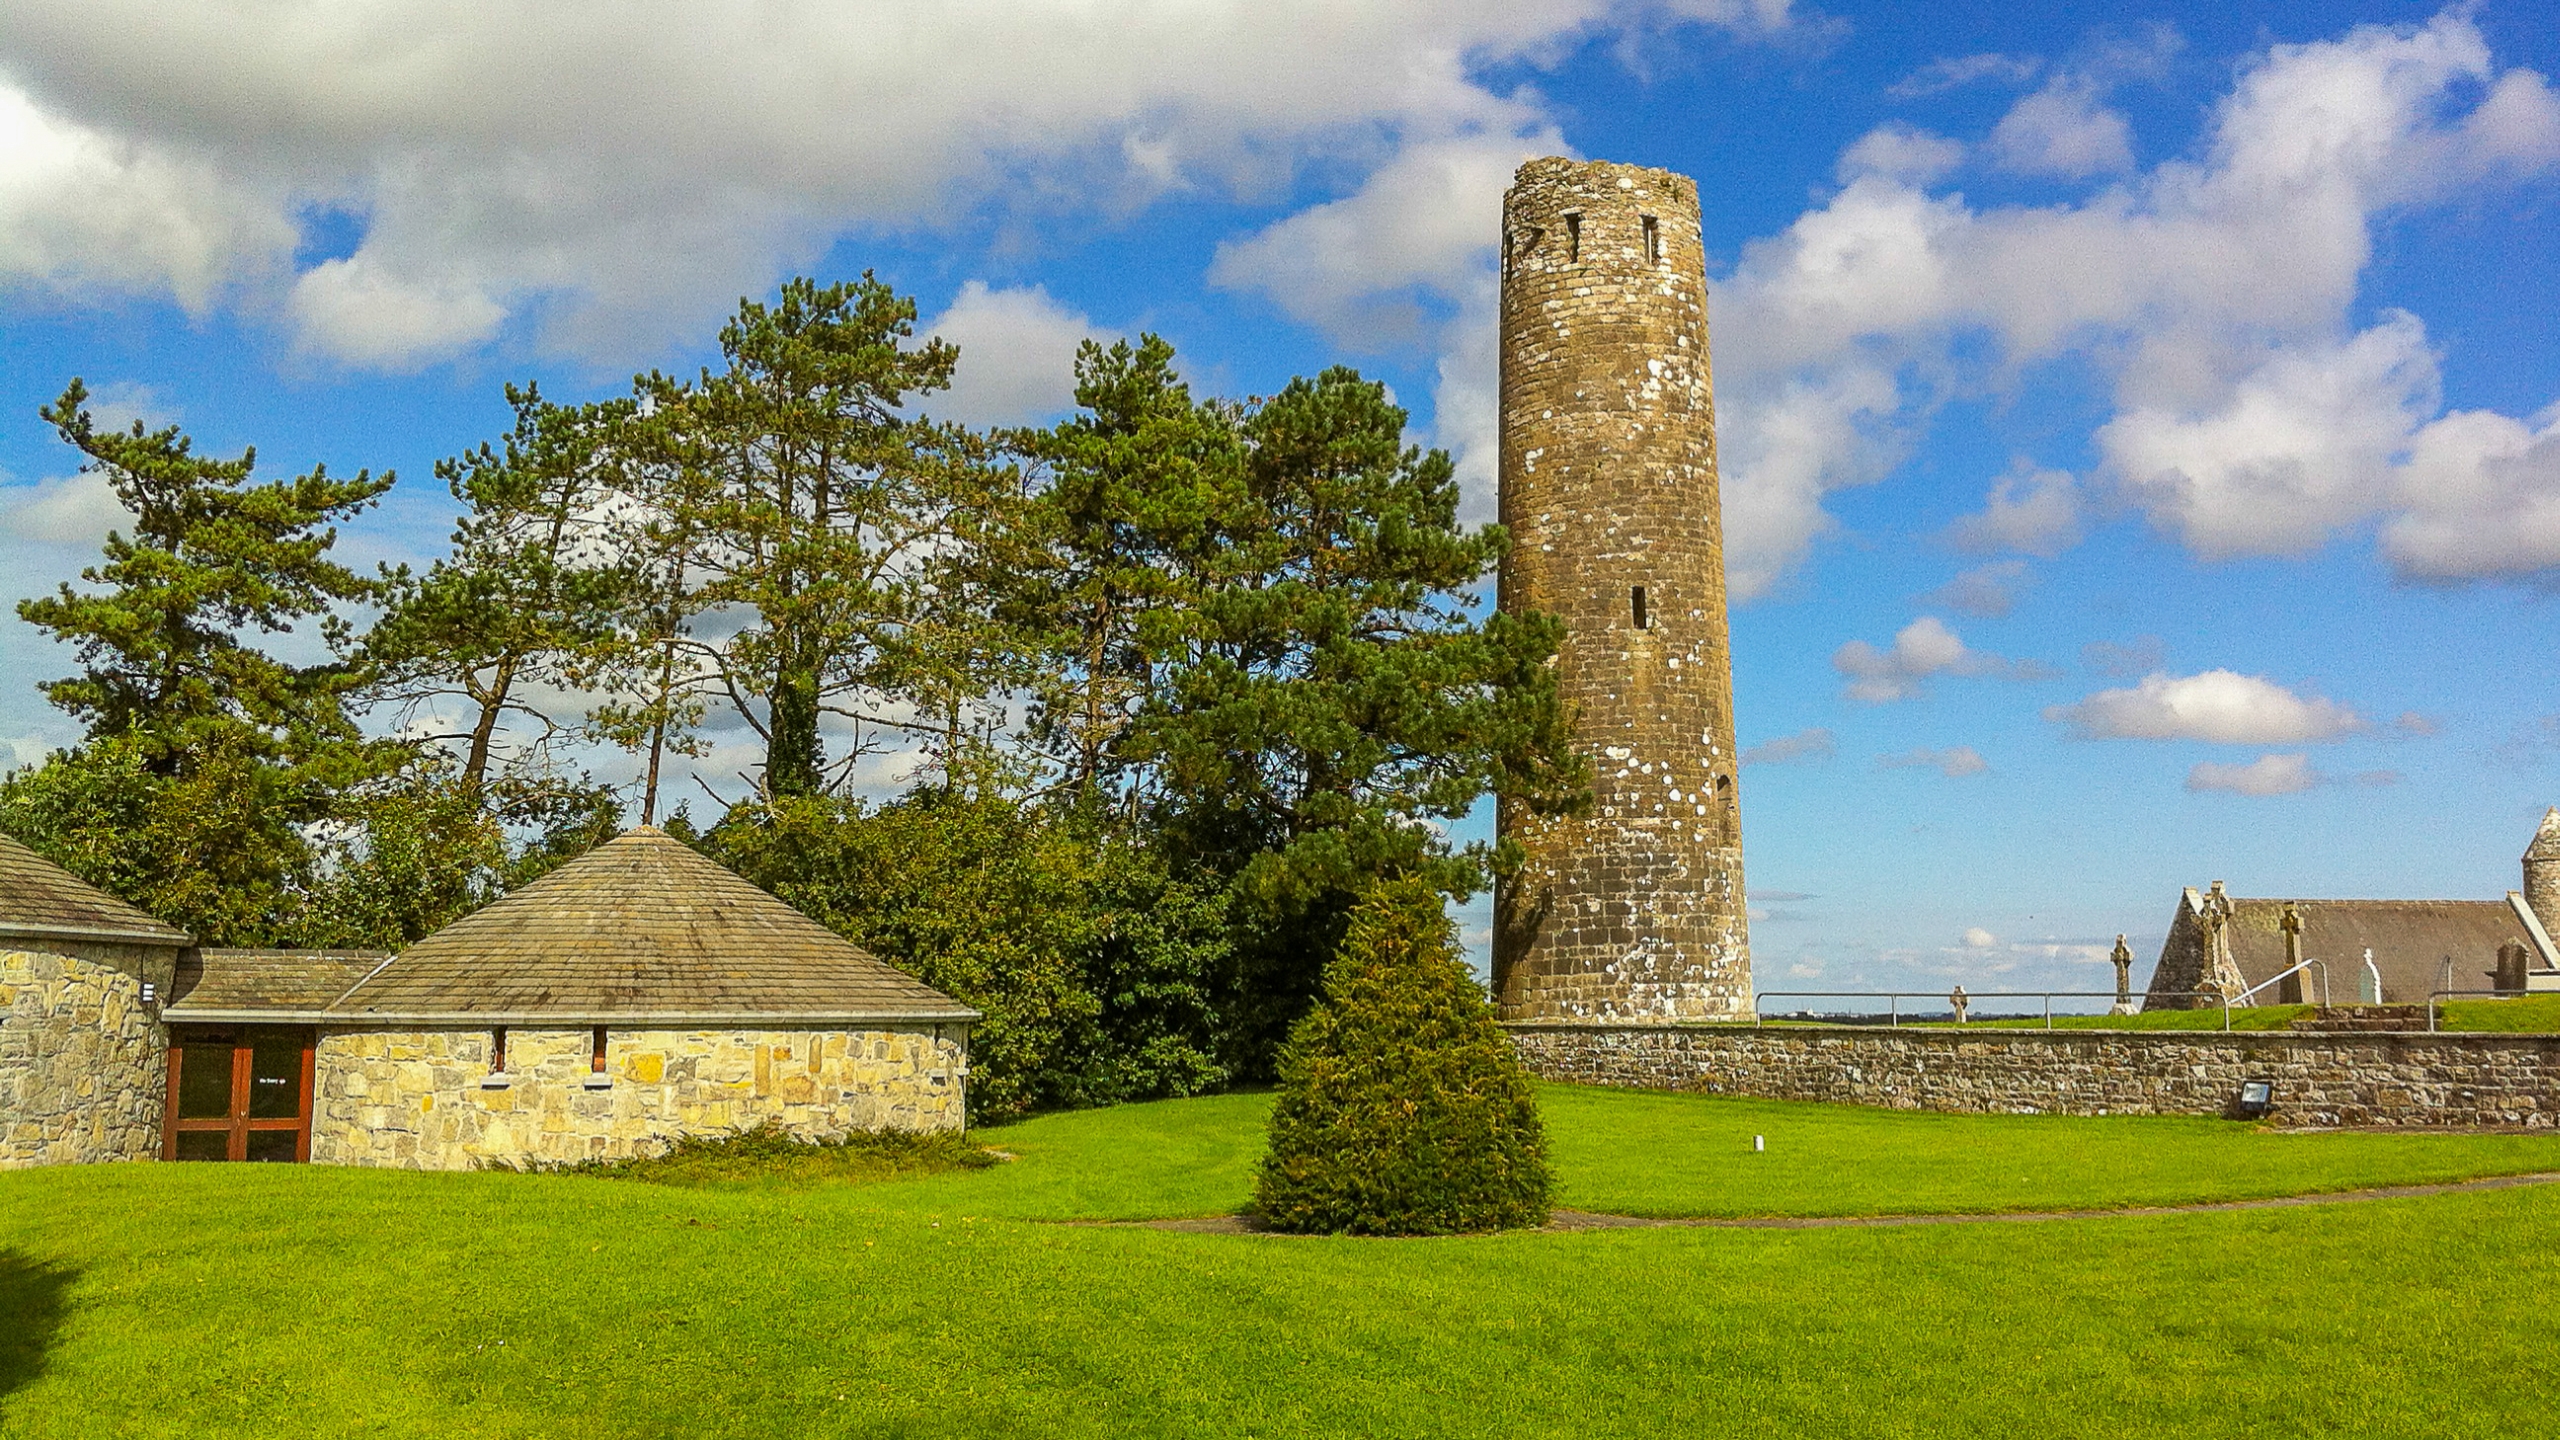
[2098, 313, 2437, 558]
[919, 282, 1098, 429]
[0, 472, 129, 546]
[1739, 727, 1836, 766]
[2186, 753, 2320, 796]
[1987, 80, 2136, 178]
[1881, 745, 1990, 777]
[1946, 464, 2081, 557]
[0, 1, 1804, 368]
[2046, 670, 2364, 743]
[1915, 560, 2032, 619]
[2379, 405, 2560, 584]
[1833, 616, 2043, 703]
[1836, 124, 1966, 184]
[1706, 10, 2560, 595]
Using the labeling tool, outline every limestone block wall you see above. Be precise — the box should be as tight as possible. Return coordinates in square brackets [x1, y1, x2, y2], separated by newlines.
[309, 1025, 969, 1170]
[1494, 156, 1750, 1022]
[1510, 1022, 2560, 1129]
[1, 942, 178, 1168]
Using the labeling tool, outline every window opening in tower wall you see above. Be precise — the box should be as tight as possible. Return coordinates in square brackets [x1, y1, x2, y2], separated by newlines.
[1642, 215, 1660, 264]
[1631, 585, 1649, 630]
[490, 1026, 507, 1074]
[1510, 226, 1541, 276]
[1565, 213, 1580, 263]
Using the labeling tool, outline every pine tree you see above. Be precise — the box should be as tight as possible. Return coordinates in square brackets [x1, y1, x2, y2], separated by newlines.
[1255, 878, 1552, 1235]
[19, 379, 394, 777]
[6, 379, 399, 940]
[364, 383, 629, 793]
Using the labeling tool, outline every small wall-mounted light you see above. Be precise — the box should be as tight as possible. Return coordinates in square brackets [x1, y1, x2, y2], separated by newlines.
[2237, 1080, 2275, 1118]
[140, 981, 158, 1004]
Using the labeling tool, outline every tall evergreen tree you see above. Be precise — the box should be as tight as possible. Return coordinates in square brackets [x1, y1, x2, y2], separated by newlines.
[1162, 368, 1580, 1065]
[583, 379, 724, 824]
[1007, 351, 1583, 1071]
[999, 336, 1240, 803]
[4, 379, 397, 938]
[666, 276, 1008, 800]
[19, 379, 394, 777]
[364, 383, 629, 793]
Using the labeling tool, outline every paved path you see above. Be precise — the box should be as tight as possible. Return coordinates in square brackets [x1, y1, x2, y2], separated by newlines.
[1127, 1169, 2560, 1235]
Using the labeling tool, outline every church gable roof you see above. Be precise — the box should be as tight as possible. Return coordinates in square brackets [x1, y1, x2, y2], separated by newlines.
[328, 827, 973, 1023]
[0, 832, 192, 947]
[2202, 896, 2527, 1005]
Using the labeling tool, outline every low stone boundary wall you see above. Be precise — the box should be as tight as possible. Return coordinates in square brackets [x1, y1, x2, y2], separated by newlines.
[1507, 1023, 2560, 1128]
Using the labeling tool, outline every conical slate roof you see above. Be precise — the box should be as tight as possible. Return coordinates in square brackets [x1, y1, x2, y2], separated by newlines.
[328, 827, 974, 1023]
[0, 831, 191, 946]
[2527, 808, 2560, 863]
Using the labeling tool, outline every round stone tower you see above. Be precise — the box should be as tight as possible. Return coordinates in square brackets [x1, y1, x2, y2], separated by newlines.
[1493, 157, 1751, 1022]
[2525, 808, 2560, 933]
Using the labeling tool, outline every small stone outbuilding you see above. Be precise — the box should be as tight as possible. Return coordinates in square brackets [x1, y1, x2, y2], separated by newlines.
[1, 834, 193, 1168]
[4, 826, 977, 1170]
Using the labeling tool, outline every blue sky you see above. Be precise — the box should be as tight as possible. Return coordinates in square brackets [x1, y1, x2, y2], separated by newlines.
[2, 1, 2555, 999]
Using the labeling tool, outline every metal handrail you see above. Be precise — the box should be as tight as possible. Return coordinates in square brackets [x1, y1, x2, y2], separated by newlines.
[1751, 990, 2247, 1031]
[2427, 987, 2535, 1032]
[2229, 957, 2330, 1008]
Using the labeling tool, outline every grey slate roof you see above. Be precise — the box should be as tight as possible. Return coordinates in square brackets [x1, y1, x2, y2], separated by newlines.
[325, 826, 974, 1023]
[0, 831, 192, 946]
[2147, 892, 2535, 1007]
[166, 949, 390, 1019]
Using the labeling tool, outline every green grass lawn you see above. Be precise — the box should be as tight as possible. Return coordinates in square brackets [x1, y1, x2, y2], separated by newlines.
[2436, 993, 2560, 1031]
[1961, 1003, 2313, 1030]
[7, 1085, 2560, 1438]
[1800, 998, 2560, 1033]
[1764, 1005, 2313, 1030]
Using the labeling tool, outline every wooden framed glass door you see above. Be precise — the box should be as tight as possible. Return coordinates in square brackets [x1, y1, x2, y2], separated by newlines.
[163, 1028, 315, 1162]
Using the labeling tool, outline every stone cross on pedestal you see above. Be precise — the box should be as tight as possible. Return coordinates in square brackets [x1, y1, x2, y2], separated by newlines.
[2199, 880, 2243, 999]
[1949, 985, 1970, 1025]
[2110, 935, 2135, 1016]
[2279, 902, 2306, 1004]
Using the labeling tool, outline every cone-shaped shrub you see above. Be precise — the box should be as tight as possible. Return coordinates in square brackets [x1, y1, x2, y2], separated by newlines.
[1254, 878, 1552, 1235]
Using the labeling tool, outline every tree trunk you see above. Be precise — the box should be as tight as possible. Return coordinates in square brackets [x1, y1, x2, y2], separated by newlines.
[461, 654, 519, 792]
[765, 640, 822, 798]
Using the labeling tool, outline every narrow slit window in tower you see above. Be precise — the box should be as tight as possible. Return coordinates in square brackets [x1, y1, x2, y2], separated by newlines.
[590, 1026, 608, 1074]
[1642, 215, 1660, 264]
[490, 1026, 508, 1074]
[1565, 213, 1580, 262]
[1631, 585, 1649, 630]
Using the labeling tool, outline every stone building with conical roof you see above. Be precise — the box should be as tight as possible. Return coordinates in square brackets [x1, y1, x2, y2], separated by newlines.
[3, 827, 976, 1170]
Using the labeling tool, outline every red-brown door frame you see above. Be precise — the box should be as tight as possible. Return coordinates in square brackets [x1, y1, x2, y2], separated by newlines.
[163, 1029, 315, 1161]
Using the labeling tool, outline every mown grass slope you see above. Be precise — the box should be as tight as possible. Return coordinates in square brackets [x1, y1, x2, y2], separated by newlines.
[4, 1085, 2557, 1439]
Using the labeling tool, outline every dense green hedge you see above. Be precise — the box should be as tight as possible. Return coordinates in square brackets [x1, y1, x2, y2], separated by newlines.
[1254, 878, 1551, 1235]
[695, 790, 1233, 1121]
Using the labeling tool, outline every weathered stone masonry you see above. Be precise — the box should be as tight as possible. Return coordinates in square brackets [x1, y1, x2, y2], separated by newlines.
[1, 941, 177, 1167]
[310, 1024, 967, 1170]
[1495, 157, 1751, 1023]
[1510, 1023, 2560, 1128]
